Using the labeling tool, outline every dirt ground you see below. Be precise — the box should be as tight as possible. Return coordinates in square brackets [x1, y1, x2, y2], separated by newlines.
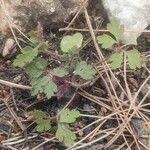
[0, 0, 150, 150]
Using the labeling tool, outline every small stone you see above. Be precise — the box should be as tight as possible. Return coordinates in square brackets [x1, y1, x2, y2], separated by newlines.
[102, 0, 150, 43]
[0, 0, 84, 33]
[6, 60, 11, 65]
[13, 75, 22, 83]
[2, 38, 15, 57]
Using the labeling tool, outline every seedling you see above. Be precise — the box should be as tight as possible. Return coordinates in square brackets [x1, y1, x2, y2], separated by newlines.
[29, 109, 80, 147]
[29, 110, 51, 132]
[13, 17, 145, 147]
[13, 31, 97, 99]
[97, 17, 144, 70]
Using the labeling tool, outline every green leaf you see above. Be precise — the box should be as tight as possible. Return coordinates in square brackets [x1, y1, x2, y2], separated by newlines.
[25, 57, 48, 79]
[29, 110, 47, 120]
[97, 34, 117, 48]
[128, 34, 137, 45]
[13, 43, 42, 68]
[60, 109, 80, 123]
[36, 119, 51, 132]
[26, 66, 42, 79]
[29, 110, 51, 132]
[126, 49, 143, 69]
[53, 67, 68, 77]
[31, 76, 58, 98]
[107, 17, 124, 42]
[74, 61, 96, 80]
[60, 33, 83, 53]
[34, 57, 48, 70]
[109, 52, 123, 69]
[28, 30, 41, 44]
[56, 124, 76, 147]
[13, 46, 37, 68]
[31, 78, 43, 95]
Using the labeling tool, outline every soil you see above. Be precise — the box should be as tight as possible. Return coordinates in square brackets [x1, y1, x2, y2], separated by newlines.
[0, 0, 150, 150]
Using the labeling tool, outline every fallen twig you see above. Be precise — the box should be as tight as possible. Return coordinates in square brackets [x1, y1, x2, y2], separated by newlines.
[59, 27, 150, 33]
[0, 79, 32, 90]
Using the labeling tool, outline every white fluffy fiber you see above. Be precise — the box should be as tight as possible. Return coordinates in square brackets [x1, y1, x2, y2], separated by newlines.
[102, 0, 150, 43]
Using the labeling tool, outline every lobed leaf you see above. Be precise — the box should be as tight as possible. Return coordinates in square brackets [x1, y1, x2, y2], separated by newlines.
[31, 76, 58, 98]
[60, 33, 83, 53]
[34, 57, 48, 70]
[74, 61, 96, 80]
[13, 43, 42, 68]
[128, 34, 137, 45]
[97, 34, 117, 48]
[126, 49, 143, 69]
[25, 57, 48, 79]
[56, 124, 76, 147]
[109, 52, 123, 69]
[28, 30, 41, 44]
[53, 67, 68, 77]
[60, 108, 80, 123]
[29, 110, 47, 120]
[29, 110, 51, 132]
[107, 17, 124, 42]
[36, 119, 51, 132]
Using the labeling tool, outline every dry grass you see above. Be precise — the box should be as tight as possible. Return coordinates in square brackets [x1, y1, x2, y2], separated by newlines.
[0, 0, 150, 150]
